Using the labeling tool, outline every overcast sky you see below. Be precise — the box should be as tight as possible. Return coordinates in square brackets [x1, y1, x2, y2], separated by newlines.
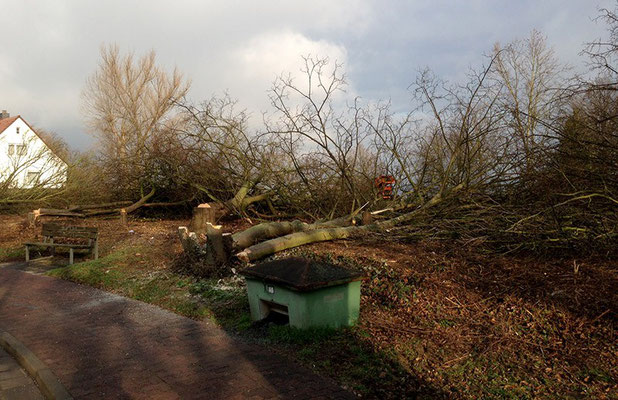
[0, 0, 615, 150]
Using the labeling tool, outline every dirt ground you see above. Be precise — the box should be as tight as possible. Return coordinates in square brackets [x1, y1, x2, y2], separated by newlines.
[0, 214, 616, 399]
[304, 238, 617, 398]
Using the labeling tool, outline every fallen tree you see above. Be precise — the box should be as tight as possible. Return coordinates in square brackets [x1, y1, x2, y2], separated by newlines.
[29, 188, 158, 222]
[179, 186, 463, 270]
[229, 215, 360, 251]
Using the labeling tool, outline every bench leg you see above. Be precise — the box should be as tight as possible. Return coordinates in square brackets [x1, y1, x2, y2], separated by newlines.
[69, 248, 74, 265]
[25, 246, 29, 262]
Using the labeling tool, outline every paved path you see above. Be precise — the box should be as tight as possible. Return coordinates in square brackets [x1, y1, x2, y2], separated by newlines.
[0, 347, 44, 400]
[0, 266, 353, 399]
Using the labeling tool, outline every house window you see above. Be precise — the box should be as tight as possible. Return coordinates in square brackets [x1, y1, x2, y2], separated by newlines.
[8, 144, 14, 156]
[16, 145, 27, 156]
[16, 127, 20, 134]
[26, 171, 40, 185]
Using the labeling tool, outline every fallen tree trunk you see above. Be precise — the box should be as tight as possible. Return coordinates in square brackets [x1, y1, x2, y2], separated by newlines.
[84, 188, 157, 217]
[231, 220, 309, 250]
[31, 188, 173, 221]
[37, 208, 85, 217]
[68, 201, 133, 212]
[125, 188, 156, 213]
[235, 186, 462, 262]
[141, 200, 189, 208]
[230, 214, 360, 251]
[236, 225, 363, 262]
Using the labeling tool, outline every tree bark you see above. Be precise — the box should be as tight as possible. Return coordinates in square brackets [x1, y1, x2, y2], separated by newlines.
[125, 188, 156, 213]
[236, 226, 363, 262]
[189, 204, 216, 234]
[177, 226, 203, 257]
[68, 201, 132, 212]
[119, 208, 128, 227]
[231, 220, 308, 250]
[206, 223, 227, 266]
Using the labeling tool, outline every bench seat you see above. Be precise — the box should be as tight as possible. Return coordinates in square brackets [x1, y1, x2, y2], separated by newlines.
[24, 242, 93, 249]
[25, 223, 99, 265]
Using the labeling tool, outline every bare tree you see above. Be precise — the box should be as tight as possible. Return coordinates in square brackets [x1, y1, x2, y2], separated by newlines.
[266, 56, 378, 218]
[171, 94, 272, 215]
[81, 44, 190, 198]
[492, 30, 567, 177]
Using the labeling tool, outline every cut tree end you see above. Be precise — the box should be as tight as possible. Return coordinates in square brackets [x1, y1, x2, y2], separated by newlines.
[236, 250, 251, 263]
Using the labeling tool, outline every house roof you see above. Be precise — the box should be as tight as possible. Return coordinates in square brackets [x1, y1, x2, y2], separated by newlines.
[0, 115, 68, 164]
[0, 116, 19, 134]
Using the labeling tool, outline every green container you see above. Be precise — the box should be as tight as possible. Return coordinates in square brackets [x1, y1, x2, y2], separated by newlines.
[241, 257, 366, 329]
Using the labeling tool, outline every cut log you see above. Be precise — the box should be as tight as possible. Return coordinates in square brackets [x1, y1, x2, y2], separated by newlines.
[231, 220, 308, 250]
[68, 201, 132, 212]
[230, 216, 359, 252]
[38, 208, 85, 217]
[236, 226, 362, 262]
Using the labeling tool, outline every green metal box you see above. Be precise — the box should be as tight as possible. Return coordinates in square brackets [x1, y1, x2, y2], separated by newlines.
[241, 257, 366, 329]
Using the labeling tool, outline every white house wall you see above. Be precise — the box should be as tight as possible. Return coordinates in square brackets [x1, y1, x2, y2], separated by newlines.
[0, 117, 67, 188]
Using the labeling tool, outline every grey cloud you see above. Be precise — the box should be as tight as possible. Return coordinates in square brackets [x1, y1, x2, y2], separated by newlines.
[0, 0, 613, 150]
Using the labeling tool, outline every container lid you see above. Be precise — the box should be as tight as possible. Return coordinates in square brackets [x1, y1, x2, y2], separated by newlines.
[240, 257, 367, 292]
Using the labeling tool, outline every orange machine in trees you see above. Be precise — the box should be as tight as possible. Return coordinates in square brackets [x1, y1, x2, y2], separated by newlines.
[374, 175, 396, 199]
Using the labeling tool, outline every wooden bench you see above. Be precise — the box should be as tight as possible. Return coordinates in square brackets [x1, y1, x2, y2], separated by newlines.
[24, 223, 99, 265]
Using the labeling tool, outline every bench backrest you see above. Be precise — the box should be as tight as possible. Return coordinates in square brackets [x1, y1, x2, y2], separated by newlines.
[41, 223, 98, 240]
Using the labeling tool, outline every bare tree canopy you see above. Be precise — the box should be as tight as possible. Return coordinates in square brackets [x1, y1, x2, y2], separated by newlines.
[81, 44, 190, 198]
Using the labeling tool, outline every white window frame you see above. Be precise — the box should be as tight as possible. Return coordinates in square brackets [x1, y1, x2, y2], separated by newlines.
[26, 171, 40, 185]
[16, 144, 27, 156]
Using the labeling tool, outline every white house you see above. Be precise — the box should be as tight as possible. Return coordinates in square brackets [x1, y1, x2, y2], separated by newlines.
[0, 111, 67, 188]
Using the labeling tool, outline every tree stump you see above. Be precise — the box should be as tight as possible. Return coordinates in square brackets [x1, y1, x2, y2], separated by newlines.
[27, 209, 41, 228]
[119, 208, 128, 227]
[189, 204, 215, 235]
[177, 226, 203, 257]
[206, 223, 227, 266]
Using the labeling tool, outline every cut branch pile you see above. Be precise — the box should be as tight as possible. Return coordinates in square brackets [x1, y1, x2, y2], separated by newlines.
[178, 183, 618, 274]
[27, 189, 161, 225]
[177, 187, 462, 271]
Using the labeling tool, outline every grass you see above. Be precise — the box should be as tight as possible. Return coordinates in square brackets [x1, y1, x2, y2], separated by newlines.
[47, 247, 211, 319]
[46, 246, 254, 325]
[0, 246, 24, 263]
[42, 237, 618, 399]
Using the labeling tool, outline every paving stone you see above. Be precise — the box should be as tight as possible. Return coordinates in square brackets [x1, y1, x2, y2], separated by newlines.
[0, 348, 44, 399]
[1, 384, 45, 400]
[0, 267, 354, 399]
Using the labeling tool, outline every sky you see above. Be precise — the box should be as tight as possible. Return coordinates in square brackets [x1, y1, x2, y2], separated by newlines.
[0, 0, 615, 150]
